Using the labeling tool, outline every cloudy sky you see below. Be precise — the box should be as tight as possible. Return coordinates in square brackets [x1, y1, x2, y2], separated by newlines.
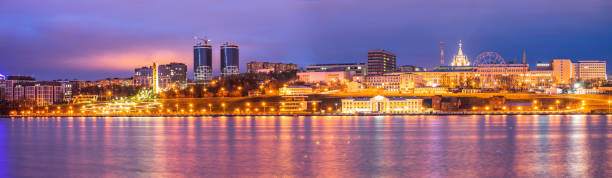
[1, 0, 610, 80]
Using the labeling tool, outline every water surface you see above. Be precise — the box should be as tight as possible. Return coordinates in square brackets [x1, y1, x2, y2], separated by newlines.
[1, 115, 611, 177]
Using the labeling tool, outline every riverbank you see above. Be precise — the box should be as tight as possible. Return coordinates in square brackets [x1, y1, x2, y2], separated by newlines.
[3, 111, 611, 118]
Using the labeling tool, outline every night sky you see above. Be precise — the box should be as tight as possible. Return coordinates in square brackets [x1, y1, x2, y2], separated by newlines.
[1, 0, 610, 81]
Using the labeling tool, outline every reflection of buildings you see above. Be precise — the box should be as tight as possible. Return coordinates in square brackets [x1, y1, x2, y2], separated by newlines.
[133, 62, 187, 90]
[247, 61, 297, 73]
[297, 71, 354, 83]
[221, 43, 239, 77]
[368, 50, 396, 75]
[341, 95, 423, 114]
[306, 63, 367, 76]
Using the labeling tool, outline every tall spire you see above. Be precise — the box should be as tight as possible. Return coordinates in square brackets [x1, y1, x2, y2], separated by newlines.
[440, 41, 445, 65]
[451, 40, 470, 67]
[457, 40, 464, 56]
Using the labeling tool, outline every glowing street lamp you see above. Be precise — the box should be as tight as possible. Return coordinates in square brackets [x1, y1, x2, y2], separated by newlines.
[221, 103, 226, 113]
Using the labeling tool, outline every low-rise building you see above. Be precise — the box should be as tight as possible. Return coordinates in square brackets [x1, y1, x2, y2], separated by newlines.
[297, 71, 354, 84]
[280, 85, 313, 96]
[397, 65, 426, 72]
[247, 61, 297, 73]
[306, 63, 367, 76]
[365, 72, 424, 92]
[414, 87, 449, 94]
[341, 95, 423, 114]
[279, 96, 308, 112]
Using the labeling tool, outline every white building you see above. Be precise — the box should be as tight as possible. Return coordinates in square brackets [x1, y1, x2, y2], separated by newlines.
[575, 60, 607, 81]
[341, 95, 423, 114]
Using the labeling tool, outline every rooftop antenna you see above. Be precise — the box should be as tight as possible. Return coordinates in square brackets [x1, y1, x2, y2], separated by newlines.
[193, 36, 210, 46]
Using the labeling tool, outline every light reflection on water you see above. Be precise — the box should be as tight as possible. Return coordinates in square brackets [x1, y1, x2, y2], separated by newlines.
[1, 115, 611, 177]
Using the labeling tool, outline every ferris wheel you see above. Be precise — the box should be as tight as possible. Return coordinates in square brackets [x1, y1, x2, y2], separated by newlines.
[474, 52, 505, 66]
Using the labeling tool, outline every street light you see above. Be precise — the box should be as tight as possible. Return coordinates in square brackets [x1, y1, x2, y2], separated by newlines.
[261, 102, 266, 113]
[221, 103, 226, 113]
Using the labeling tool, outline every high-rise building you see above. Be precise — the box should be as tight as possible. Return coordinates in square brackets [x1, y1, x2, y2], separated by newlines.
[158, 62, 187, 83]
[306, 63, 367, 76]
[575, 60, 607, 81]
[133, 62, 187, 90]
[247, 61, 297, 73]
[221, 43, 239, 77]
[551, 59, 574, 86]
[367, 50, 396, 75]
[194, 40, 213, 82]
[451, 41, 470, 67]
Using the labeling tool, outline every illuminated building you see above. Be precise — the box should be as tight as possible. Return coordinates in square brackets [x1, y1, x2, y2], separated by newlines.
[9, 81, 65, 106]
[451, 41, 470, 66]
[368, 50, 396, 75]
[397, 65, 426, 72]
[536, 61, 553, 70]
[413, 87, 449, 94]
[341, 95, 423, 114]
[152, 62, 159, 93]
[306, 63, 367, 76]
[365, 72, 424, 92]
[194, 39, 213, 82]
[279, 96, 307, 112]
[412, 66, 476, 88]
[247, 61, 297, 73]
[3, 75, 35, 102]
[575, 60, 607, 81]
[133, 62, 187, 91]
[83, 78, 131, 88]
[551, 59, 574, 86]
[279, 85, 313, 96]
[297, 71, 354, 83]
[158, 62, 187, 83]
[221, 43, 239, 77]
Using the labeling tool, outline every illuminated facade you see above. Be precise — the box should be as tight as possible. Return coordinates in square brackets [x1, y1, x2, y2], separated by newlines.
[221, 43, 239, 77]
[341, 95, 423, 114]
[297, 71, 354, 83]
[451, 41, 470, 67]
[133, 62, 187, 91]
[365, 72, 424, 92]
[279, 85, 313, 96]
[575, 60, 607, 81]
[194, 40, 213, 82]
[367, 50, 396, 75]
[247, 61, 297, 73]
[551, 59, 574, 86]
[279, 96, 307, 112]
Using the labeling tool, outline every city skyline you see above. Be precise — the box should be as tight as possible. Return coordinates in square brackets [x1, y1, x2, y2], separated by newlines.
[1, 0, 611, 80]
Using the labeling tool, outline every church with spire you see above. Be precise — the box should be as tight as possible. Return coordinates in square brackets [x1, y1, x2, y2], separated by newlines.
[451, 40, 470, 66]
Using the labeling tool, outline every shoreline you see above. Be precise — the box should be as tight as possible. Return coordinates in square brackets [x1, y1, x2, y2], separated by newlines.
[3, 111, 611, 118]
